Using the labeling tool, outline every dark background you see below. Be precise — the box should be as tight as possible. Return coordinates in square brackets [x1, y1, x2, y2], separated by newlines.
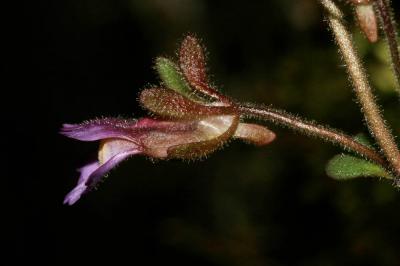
[8, 0, 400, 265]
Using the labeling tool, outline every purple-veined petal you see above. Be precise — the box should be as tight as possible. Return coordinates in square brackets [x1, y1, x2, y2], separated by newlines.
[234, 123, 276, 146]
[63, 161, 99, 205]
[63, 149, 141, 205]
[85, 149, 142, 190]
[60, 118, 141, 141]
[60, 117, 197, 142]
[140, 88, 236, 120]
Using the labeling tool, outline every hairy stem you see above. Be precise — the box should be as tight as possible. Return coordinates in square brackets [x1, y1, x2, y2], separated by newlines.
[320, 0, 400, 177]
[239, 104, 387, 167]
[375, 0, 400, 93]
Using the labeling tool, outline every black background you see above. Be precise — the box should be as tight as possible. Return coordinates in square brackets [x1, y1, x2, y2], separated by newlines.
[8, 1, 400, 265]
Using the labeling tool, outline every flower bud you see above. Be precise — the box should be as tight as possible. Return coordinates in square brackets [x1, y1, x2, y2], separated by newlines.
[354, 2, 378, 43]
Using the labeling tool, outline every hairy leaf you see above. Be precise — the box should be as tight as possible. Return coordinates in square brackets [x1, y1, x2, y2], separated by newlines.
[179, 36, 208, 91]
[179, 35, 226, 101]
[155, 57, 204, 101]
[140, 88, 235, 120]
[326, 154, 392, 180]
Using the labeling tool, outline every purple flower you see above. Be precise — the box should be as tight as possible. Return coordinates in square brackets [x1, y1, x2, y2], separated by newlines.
[61, 35, 276, 205]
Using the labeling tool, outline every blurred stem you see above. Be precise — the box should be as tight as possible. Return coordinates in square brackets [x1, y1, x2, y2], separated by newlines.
[320, 0, 400, 178]
[375, 0, 400, 94]
[239, 104, 387, 167]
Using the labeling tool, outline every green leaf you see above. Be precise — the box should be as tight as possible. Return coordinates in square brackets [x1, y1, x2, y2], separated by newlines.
[326, 154, 392, 180]
[155, 57, 204, 102]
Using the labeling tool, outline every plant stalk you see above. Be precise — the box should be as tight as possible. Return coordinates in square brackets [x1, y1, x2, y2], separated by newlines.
[320, 0, 400, 177]
[239, 104, 387, 167]
[375, 0, 400, 94]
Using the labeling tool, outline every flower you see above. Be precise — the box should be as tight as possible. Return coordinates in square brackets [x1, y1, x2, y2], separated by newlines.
[61, 35, 276, 205]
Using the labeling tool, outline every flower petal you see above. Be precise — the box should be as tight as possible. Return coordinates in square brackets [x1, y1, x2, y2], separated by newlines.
[234, 123, 276, 146]
[60, 117, 199, 142]
[60, 118, 141, 141]
[63, 149, 141, 205]
[98, 138, 141, 164]
[85, 149, 141, 190]
[63, 161, 99, 205]
[140, 88, 236, 120]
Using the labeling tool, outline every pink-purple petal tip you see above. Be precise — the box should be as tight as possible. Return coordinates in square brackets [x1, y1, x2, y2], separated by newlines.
[63, 150, 140, 205]
[60, 118, 140, 141]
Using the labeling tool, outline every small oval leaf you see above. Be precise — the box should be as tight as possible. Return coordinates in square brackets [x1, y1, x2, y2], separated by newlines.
[326, 154, 392, 180]
[179, 35, 228, 101]
[179, 36, 208, 91]
[155, 57, 204, 101]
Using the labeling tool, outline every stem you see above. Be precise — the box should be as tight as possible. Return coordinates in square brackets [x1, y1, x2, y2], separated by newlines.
[375, 0, 400, 93]
[239, 103, 387, 167]
[320, 0, 400, 177]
